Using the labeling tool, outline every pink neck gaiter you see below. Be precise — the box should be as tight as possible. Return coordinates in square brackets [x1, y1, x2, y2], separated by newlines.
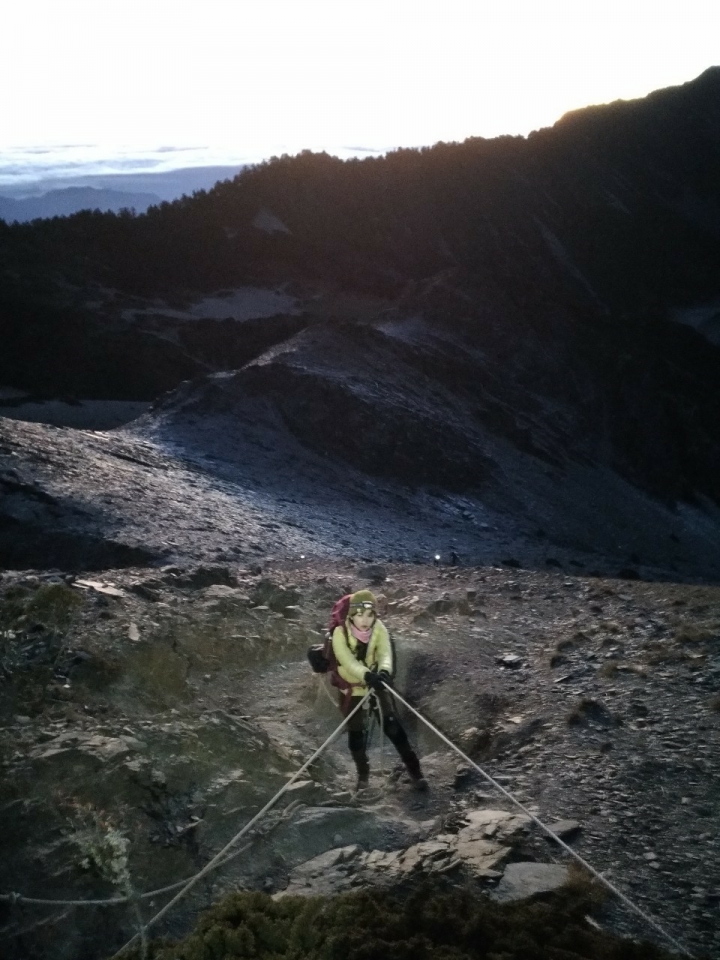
[350, 624, 373, 644]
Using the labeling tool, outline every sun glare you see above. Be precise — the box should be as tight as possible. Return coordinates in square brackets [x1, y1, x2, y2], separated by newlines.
[0, 0, 717, 151]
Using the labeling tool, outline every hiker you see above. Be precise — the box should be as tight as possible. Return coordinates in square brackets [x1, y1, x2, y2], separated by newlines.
[332, 590, 428, 792]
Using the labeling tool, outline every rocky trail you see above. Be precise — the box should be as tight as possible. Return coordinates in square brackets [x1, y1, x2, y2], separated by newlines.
[1, 559, 718, 958]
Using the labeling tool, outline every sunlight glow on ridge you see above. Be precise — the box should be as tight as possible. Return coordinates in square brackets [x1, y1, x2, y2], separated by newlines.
[1, 0, 717, 154]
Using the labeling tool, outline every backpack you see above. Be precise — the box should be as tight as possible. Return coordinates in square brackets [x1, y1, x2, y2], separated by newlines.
[307, 595, 395, 693]
[307, 595, 355, 691]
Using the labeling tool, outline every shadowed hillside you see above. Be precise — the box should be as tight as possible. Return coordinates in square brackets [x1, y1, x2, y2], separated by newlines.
[1, 69, 720, 575]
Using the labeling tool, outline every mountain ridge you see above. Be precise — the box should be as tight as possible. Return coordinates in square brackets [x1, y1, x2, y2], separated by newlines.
[1, 68, 720, 576]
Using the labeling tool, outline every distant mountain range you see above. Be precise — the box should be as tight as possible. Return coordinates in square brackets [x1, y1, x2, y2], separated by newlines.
[0, 186, 161, 221]
[0, 164, 245, 221]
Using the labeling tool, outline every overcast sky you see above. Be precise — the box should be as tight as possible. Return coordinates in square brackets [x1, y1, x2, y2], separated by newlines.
[1, 0, 718, 157]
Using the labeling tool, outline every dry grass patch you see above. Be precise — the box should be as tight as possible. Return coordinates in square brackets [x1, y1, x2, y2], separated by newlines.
[645, 641, 706, 666]
[563, 861, 609, 907]
[550, 634, 585, 666]
[673, 623, 720, 645]
[567, 698, 616, 727]
[597, 662, 618, 679]
[557, 636, 580, 652]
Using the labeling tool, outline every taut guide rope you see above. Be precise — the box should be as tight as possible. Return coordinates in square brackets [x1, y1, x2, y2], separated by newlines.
[386, 683, 694, 959]
[109, 691, 372, 958]
[2, 684, 693, 958]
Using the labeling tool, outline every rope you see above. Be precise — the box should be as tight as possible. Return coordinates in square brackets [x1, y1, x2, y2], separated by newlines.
[1, 681, 694, 959]
[384, 683, 694, 959]
[110, 692, 371, 958]
[128, 891, 147, 960]
[318, 672, 341, 709]
[371, 690, 385, 778]
[0, 801, 318, 909]
[0, 842, 254, 908]
[318, 676, 375, 788]
[0, 798, 311, 909]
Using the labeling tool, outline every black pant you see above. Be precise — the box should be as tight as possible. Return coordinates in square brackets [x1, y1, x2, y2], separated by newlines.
[341, 691, 421, 779]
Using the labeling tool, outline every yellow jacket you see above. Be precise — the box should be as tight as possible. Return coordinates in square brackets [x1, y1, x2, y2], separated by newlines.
[331, 618, 393, 696]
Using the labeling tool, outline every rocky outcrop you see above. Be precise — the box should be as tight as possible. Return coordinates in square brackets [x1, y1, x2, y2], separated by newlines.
[493, 861, 571, 902]
[280, 809, 545, 898]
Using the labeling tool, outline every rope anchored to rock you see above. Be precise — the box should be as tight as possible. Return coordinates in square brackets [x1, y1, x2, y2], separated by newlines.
[109, 691, 372, 958]
[385, 683, 694, 959]
[1, 685, 693, 959]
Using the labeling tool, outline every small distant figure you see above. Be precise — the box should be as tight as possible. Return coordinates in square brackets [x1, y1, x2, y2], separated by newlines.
[450, 550, 459, 566]
[331, 590, 427, 792]
[433, 553, 441, 567]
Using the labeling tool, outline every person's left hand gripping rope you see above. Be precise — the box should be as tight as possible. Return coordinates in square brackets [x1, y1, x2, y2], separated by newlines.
[364, 670, 384, 691]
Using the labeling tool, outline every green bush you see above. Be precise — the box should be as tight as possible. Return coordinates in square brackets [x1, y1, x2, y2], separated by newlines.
[25, 583, 83, 631]
[122, 882, 684, 960]
[1, 582, 83, 636]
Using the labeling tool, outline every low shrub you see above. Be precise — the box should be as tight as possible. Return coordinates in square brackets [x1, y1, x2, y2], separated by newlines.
[567, 698, 616, 727]
[120, 882, 683, 960]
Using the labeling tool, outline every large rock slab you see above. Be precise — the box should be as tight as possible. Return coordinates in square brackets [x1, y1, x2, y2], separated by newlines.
[280, 808, 533, 896]
[492, 862, 569, 902]
[457, 808, 530, 842]
[277, 804, 430, 869]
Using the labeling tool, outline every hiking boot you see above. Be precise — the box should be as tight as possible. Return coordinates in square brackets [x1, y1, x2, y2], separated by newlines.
[401, 750, 424, 782]
[355, 771, 370, 792]
[351, 748, 370, 793]
[410, 775, 429, 792]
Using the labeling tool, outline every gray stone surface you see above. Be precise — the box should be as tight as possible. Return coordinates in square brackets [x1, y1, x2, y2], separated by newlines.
[493, 862, 570, 902]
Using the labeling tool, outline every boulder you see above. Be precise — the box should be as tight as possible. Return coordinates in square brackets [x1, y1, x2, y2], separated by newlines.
[356, 564, 387, 584]
[496, 653, 523, 669]
[204, 584, 249, 601]
[430, 594, 453, 614]
[31, 732, 145, 763]
[251, 579, 301, 612]
[283, 780, 323, 800]
[282, 808, 532, 896]
[180, 566, 238, 589]
[457, 809, 530, 843]
[130, 582, 161, 602]
[492, 861, 569, 902]
[452, 836, 510, 875]
[544, 819, 582, 842]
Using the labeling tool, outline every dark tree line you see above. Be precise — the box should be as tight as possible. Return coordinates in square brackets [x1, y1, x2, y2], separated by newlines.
[1, 67, 719, 311]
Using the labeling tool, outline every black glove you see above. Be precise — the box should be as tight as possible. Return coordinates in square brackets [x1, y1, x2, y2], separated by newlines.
[364, 671, 383, 690]
[377, 670, 393, 688]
